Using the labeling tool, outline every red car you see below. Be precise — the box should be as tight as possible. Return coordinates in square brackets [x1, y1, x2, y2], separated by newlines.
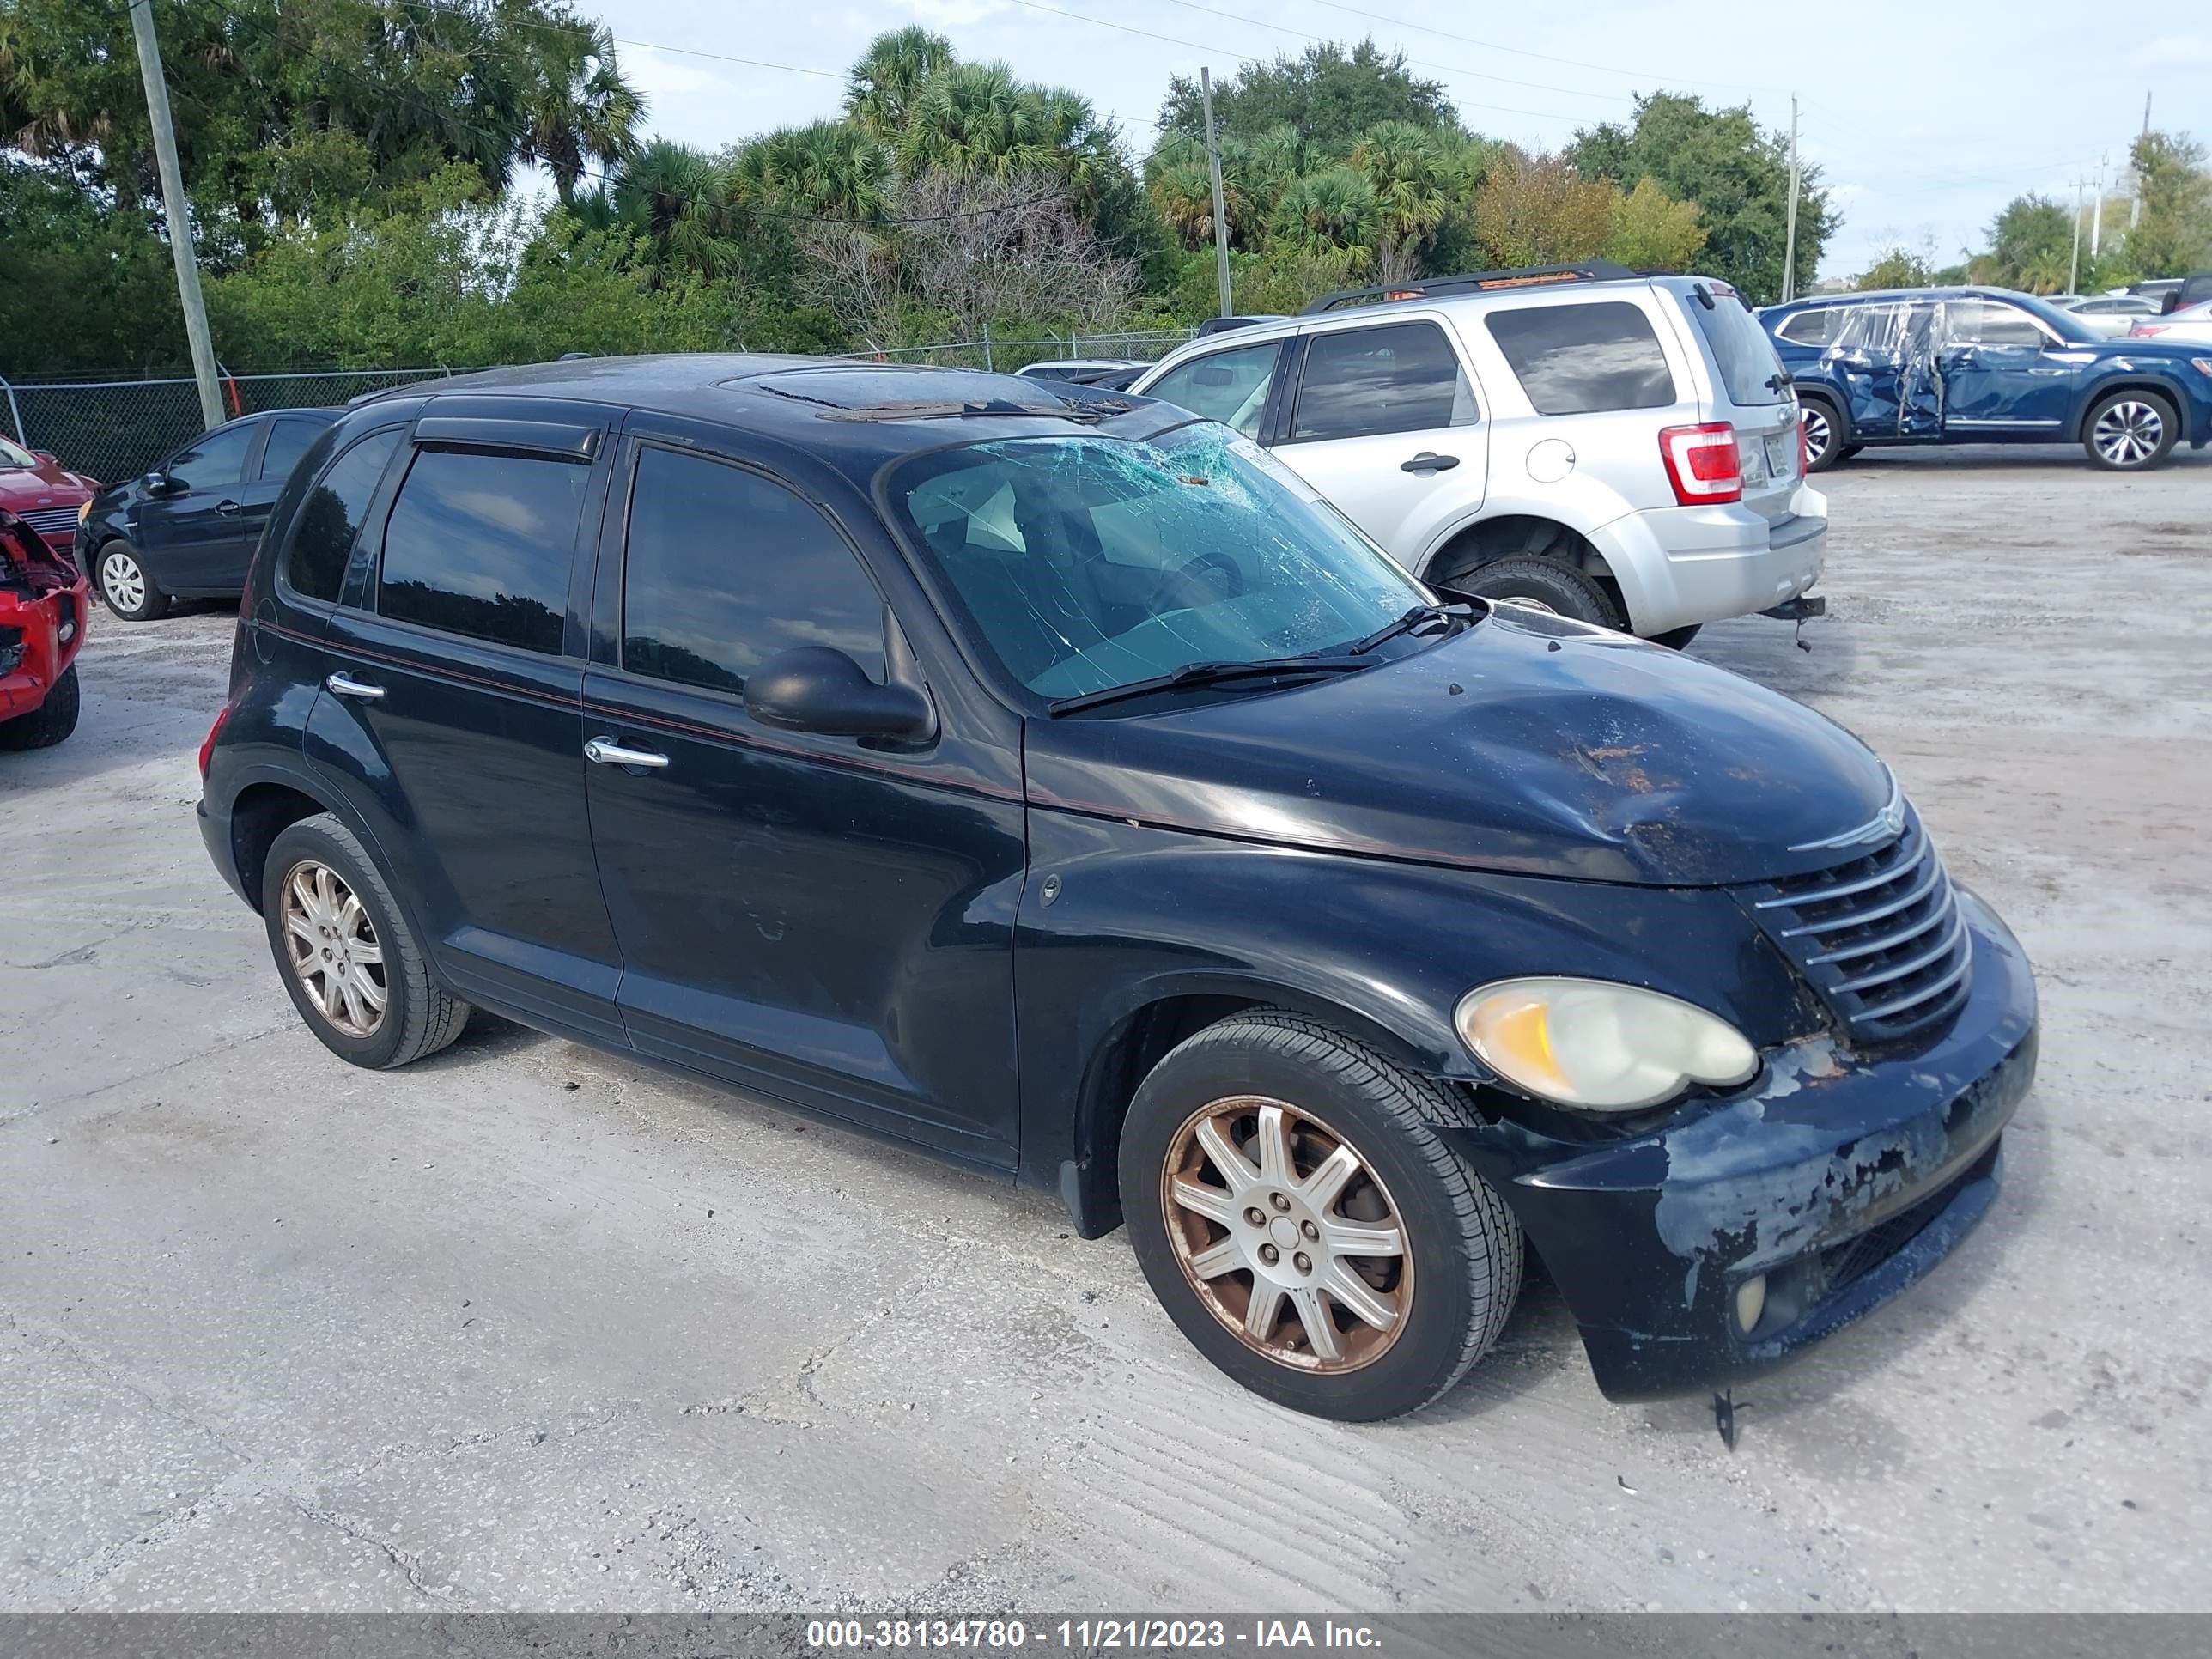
[0, 433, 100, 558]
[0, 507, 88, 749]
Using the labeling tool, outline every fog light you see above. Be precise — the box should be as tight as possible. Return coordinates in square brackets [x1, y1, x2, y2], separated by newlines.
[1735, 1274, 1767, 1334]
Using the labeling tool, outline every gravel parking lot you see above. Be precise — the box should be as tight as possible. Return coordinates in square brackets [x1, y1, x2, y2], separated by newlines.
[3, 447, 2208, 1614]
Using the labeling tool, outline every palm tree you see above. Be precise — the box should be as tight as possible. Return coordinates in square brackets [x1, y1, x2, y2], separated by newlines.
[1272, 167, 1380, 269]
[1351, 120, 1448, 280]
[899, 62, 1050, 182]
[600, 139, 742, 280]
[738, 120, 893, 224]
[844, 26, 956, 139]
[514, 21, 644, 205]
[1240, 126, 1307, 225]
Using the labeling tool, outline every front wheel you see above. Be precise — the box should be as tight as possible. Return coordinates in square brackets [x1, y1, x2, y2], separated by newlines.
[95, 541, 168, 621]
[0, 663, 79, 750]
[2084, 391, 2177, 471]
[262, 813, 470, 1068]
[1120, 1009, 1523, 1421]
[1444, 556, 1623, 631]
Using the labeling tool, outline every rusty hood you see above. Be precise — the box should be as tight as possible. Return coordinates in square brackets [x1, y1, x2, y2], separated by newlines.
[1023, 606, 1895, 887]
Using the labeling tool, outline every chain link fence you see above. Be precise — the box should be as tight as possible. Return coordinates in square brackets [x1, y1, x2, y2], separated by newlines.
[0, 368, 472, 485]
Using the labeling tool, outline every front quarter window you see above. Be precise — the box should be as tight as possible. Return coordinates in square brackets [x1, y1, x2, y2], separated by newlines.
[889, 422, 1428, 703]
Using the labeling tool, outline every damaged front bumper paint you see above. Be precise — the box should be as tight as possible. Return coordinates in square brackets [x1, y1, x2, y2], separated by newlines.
[1443, 886, 2036, 1401]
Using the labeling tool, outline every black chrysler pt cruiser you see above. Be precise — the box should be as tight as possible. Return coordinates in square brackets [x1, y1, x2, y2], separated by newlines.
[197, 357, 2038, 1420]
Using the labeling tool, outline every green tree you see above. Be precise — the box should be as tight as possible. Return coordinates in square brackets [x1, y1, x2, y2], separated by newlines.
[1972, 194, 2075, 291]
[1270, 166, 1380, 267]
[1856, 245, 1934, 290]
[1159, 41, 1452, 158]
[737, 121, 893, 225]
[2121, 130, 2212, 277]
[843, 26, 956, 139]
[1606, 175, 1705, 271]
[1349, 120, 1449, 279]
[1473, 150, 1613, 268]
[573, 140, 745, 282]
[514, 18, 643, 206]
[1570, 93, 1831, 301]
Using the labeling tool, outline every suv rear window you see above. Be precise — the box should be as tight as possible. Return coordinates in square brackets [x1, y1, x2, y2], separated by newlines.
[376, 449, 588, 654]
[1485, 301, 1675, 416]
[1687, 294, 1789, 405]
[284, 428, 400, 603]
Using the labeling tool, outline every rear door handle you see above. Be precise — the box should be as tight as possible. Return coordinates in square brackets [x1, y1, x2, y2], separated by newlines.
[584, 736, 670, 769]
[325, 672, 385, 701]
[1401, 452, 1460, 473]
[216, 499, 241, 515]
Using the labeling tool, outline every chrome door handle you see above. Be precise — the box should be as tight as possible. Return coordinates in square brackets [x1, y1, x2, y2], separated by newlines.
[1401, 452, 1460, 473]
[584, 736, 669, 769]
[216, 499, 241, 515]
[325, 672, 385, 700]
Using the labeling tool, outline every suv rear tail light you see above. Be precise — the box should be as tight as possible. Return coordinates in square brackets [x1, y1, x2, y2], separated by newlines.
[198, 703, 233, 779]
[1659, 422, 1744, 505]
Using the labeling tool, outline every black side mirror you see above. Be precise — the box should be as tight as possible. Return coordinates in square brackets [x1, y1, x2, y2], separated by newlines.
[744, 646, 933, 742]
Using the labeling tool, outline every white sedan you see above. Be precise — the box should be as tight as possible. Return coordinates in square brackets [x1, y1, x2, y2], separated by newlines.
[2127, 299, 2212, 346]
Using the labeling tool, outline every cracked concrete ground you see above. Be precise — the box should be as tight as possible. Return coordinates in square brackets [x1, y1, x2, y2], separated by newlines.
[3, 447, 2208, 1613]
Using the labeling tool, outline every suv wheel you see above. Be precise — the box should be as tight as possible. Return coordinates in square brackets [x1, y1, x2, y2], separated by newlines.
[1799, 396, 1848, 471]
[1448, 556, 1624, 631]
[0, 663, 79, 750]
[2084, 391, 2177, 471]
[1120, 1009, 1522, 1421]
[262, 813, 470, 1068]
[96, 541, 168, 621]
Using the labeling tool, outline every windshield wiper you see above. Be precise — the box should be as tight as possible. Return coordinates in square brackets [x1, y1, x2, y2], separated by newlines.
[1048, 654, 1368, 715]
[1348, 601, 1476, 655]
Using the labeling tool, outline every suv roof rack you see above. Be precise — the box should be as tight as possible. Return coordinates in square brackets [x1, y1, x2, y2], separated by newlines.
[1300, 260, 1643, 314]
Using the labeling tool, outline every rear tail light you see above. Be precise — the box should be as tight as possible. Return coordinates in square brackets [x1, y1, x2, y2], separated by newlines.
[198, 703, 233, 779]
[2130, 324, 2166, 337]
[1659, 422, 1744, 505]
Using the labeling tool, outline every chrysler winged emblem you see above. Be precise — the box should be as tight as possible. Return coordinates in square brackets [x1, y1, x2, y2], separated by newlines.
[1790, 773, 1906, 853]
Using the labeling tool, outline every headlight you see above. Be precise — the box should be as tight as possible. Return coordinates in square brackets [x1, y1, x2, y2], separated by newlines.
[78, 501, 92, 523]
[1455, 977, 1758, 1111]
[2191, 358, 2212, 378]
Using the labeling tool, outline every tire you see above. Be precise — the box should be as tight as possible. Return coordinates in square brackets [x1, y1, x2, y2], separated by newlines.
[261, 813, 469, 1069]
[2083, 390, 2178, 471]
[0, 663, 79, 750]
[1837, 443, 1865, 462]
[1647, 623, 1702, 650]
[1799, 396, 1849, 472]
[1448, 556, 1624, 631]
[1119, 1008, 1523, 1421]
[95, 540, 168, 621]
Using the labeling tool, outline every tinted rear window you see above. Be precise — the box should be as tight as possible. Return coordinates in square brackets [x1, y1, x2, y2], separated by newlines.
[284, 428, 400, 603]
[1485, 301, 1676, 416]
[1288, 322, 1477, 441]
[258, 418, 325, 483]
[377, 449, 588, 654]
[1687, 294, 1789, 405]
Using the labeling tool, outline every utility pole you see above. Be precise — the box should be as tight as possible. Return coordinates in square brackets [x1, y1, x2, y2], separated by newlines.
[128, 0, 222, 433]
[1200, 67, 1233, 319]
[2069, 175, 2085, 295]
[1781, 95, 1800, 304]
[2132, 91, 2151, 230]
[2091, 152, 2106, 258]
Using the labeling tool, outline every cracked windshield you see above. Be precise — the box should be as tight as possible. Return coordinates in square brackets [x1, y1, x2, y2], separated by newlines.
[890, 422, 1431, 702]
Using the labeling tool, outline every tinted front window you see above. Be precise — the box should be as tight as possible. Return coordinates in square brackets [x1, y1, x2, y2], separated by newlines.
[1142, 342, 1280, 437]
[163, 422, 258, 490]
[377, 449, 587, 654]
[284, 428, 400, 603]
[1288, 322, 1477, 441]
[1485, 302, 1676, 415]
[258, 418, 324, 483]
[1688, 295, 1789, 405]
[890, 422, 1425, 701]
[622, 447, 884, 696]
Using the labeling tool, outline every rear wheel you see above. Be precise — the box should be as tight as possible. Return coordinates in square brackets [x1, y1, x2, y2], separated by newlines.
[0, 663, 79, 750]
[2084, 391, 2177, 471]
[1444, 556, 1623, 631]
[262, 813, 469, 1069]
[1799, 396, 1848, 472]
[1120, 1009, 1522, 1421]
[1648, 623, 1702, 650]
[96, 541, 167, 621]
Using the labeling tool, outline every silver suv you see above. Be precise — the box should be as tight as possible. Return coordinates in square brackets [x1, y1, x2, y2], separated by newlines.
[1131, 264, 1826, 645]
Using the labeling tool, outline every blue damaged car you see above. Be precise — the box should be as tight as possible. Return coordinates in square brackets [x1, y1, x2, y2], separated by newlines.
[1762, 286, 2212, 471]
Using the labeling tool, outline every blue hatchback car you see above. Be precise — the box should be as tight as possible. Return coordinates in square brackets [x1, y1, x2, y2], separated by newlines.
[1761, 287, 2212, 471]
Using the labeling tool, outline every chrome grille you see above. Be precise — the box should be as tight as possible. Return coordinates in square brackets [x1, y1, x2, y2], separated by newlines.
[15, 506, 82, 540]
[1741, 813, 1972, 1044]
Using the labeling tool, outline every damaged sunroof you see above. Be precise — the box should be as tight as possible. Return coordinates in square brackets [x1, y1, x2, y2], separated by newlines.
[742, 368, 1123, 423]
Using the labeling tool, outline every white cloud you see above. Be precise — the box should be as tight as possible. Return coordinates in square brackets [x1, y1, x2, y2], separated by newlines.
[2135, 35, 2212, 68]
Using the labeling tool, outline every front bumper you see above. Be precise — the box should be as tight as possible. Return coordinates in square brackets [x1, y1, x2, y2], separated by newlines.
[1446, 888, 2037, 1401]
[1592, 487, 1827, 636]
[0, 577, 89, 721]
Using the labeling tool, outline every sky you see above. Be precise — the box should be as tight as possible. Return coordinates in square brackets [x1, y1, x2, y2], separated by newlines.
[586, 0, 2210, 281]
